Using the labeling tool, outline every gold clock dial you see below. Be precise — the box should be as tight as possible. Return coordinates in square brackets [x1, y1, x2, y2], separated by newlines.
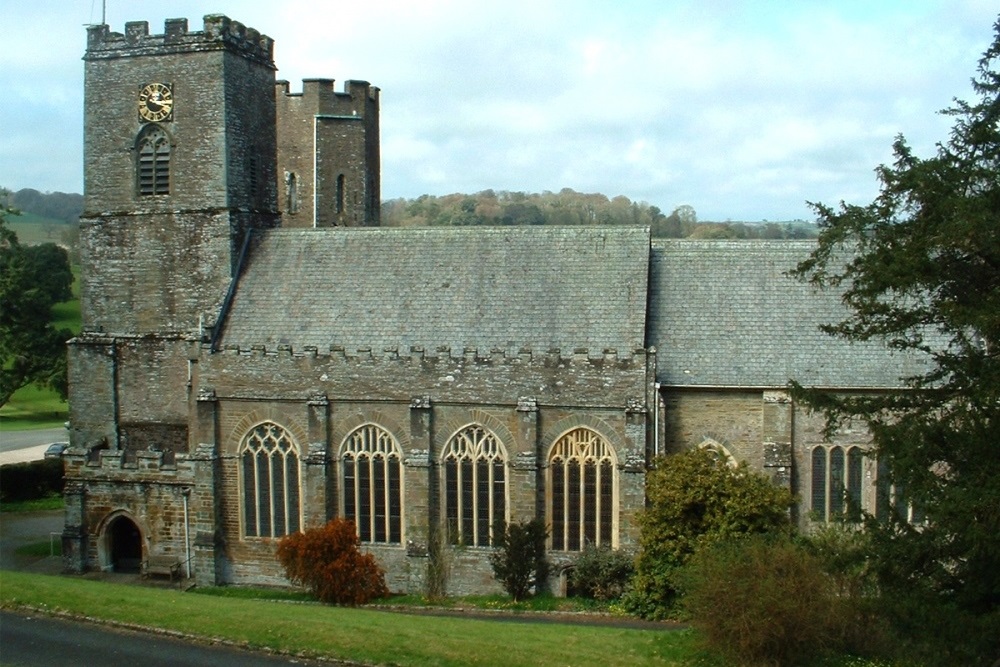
[138, 83, 173, 123]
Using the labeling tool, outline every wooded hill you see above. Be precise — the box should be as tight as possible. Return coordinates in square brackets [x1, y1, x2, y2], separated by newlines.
[4, 186, 816, 240]
[383, 189, 816, 239]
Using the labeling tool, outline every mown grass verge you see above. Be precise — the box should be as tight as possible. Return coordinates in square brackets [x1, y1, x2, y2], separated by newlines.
[0, 572, 693, 666]
[0, 494, 64, 513]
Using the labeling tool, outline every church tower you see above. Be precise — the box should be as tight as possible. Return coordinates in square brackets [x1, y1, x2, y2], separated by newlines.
[70, 16, 279, 457]
[276, 79, 380, 227]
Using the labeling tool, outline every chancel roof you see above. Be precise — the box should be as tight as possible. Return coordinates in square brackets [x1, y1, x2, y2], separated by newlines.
[647, 240, 928, 388]
[220, 225, 651, 354]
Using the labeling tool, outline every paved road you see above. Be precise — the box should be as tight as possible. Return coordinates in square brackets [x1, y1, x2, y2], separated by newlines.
[0, 611, 335, 667]
[0, 428, 68, 466]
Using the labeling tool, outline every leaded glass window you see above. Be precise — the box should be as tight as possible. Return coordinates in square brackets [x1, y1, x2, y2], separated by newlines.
[442, 425, 507, 546]
[811, 445, 864, 522]
[875, 458, 926, 524]
[549, 428, 616, 550]
[240, 422, 301, 538]
[341, 424, 403, 544]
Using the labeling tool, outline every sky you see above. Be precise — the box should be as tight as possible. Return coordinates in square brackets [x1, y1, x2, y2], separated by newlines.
[1, 1, 997, 221]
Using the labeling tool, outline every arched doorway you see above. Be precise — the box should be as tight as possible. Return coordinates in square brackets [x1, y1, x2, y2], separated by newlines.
[107, 515, 142, 573]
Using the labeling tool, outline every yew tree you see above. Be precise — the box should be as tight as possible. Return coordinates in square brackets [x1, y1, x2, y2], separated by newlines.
[791, 19, 1000, 661]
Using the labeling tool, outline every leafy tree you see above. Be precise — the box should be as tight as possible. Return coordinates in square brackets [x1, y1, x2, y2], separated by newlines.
[791, 20, 1000, 663]
[0, 197, 74, 407]
[275, 519, 388, 605]
[625, 448, 794, 619]
[489, 518, 549, 601]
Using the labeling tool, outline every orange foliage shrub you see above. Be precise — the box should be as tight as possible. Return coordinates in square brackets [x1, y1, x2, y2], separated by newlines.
[276, 519, 388, 605]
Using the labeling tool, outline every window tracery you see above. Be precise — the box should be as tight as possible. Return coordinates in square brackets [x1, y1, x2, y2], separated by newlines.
[548, 427, 616, 550]
[240, 422, 301, 538]
[341, 424, 403, 543]
[442, 425, 507, 546]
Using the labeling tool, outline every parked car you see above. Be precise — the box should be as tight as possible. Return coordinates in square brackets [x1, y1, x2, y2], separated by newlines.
[44, 443, 69, 459]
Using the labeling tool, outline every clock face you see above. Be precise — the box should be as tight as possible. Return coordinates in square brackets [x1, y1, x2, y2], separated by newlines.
[138, 83, 173, 123]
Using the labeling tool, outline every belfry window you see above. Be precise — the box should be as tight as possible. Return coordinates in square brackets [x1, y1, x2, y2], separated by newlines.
[811, 445, 864, 522]
[240, 422, 301, 538]
[442, 425, 507, 547]
[136, 126, 170, 195]
[341, 424, 403, 544]
[548, 428, 616, 551]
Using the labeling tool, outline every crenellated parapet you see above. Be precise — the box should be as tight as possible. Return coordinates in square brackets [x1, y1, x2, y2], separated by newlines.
[276, 79, 379, 117]
[213, 342, 648, 365]
[198, 343, 651, 407]
[63, 447, 202, 483]
[85, 15, 274, 67]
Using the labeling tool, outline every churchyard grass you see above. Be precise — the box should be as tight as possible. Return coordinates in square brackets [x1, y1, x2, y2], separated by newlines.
[0, 571, 693, 666]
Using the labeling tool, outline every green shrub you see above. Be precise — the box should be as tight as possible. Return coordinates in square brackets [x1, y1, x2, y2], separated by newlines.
[681, 535, 843, 667]
[275, 519, 388, 605]
[0, 458, 63, 502]
[489, 518, 549, 601]
[569, 544, 634, 601]
[624, 448, 794, 619]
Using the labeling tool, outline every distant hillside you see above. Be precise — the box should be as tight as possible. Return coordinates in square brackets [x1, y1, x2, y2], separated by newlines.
[382, 190, 816, 239]
[1, 185, 816, 240]
[6, 188, 83, 224]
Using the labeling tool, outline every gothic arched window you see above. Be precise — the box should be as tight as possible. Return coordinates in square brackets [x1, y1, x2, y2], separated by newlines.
[136, 126, 170, 195]
[548, 427, 617, 551]
[811, 445, 864, 522]
[442, 425, 507, 546]
[240, 422, 301, 538]
[341, 424, 403, 544]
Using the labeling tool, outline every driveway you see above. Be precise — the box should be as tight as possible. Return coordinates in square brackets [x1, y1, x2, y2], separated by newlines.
[1, 610, 334, 667]
[0, 428, 69, 466]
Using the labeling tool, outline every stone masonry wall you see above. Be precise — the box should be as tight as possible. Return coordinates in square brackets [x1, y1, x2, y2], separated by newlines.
[190, 348, 650, 594]
[275, 79, 380, 227]
[661, 387, 877, 530]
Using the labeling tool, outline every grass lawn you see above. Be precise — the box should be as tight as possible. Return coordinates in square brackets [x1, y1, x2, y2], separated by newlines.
[0, 572, 696, 666]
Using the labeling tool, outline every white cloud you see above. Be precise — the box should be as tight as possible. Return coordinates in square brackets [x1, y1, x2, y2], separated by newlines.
[1, 1, 996, 220]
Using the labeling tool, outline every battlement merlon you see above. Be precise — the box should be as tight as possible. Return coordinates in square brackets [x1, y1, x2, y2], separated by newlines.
[213, 342, 649, 364]
[85, 15, 275, 69]
[276, 79, 380, 116]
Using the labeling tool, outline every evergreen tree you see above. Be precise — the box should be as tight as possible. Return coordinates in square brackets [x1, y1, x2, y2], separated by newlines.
[791, 19, 1000, 663]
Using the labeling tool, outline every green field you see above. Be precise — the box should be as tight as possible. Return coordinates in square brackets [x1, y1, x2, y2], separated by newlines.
[5, 215, 73, 246]
[0, 572, 697, 666]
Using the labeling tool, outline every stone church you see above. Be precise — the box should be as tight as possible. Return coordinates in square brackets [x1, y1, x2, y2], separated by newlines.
[62, 15, 919, 593]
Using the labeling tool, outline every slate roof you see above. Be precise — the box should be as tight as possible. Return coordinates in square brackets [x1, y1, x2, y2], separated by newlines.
[647, 240, 927, 388]
[221, 225, 651, 353]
